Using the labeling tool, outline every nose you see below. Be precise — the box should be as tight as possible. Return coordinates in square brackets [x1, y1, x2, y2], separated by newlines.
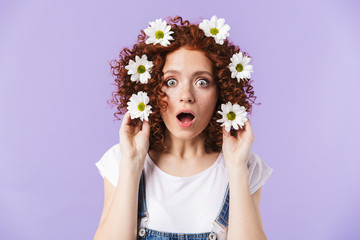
[179, 83, 195, 103]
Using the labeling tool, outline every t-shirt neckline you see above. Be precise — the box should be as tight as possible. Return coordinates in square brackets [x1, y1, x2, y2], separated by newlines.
[145, 152, 223, 181]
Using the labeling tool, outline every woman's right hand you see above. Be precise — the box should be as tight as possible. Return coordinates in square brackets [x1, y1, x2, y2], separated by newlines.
[119, 111, 151, 173]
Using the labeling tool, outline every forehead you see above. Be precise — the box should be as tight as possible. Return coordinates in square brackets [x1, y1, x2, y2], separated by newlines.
[162, 48, 213, 74]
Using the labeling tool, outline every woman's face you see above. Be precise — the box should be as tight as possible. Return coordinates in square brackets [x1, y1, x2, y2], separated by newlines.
[160, 47, 218, 140]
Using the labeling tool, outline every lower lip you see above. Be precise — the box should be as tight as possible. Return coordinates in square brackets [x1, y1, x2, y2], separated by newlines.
[176, 118, 195, 128]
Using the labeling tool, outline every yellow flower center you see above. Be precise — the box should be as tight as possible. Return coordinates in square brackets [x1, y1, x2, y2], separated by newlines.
[137, 65, 146, 74]
[155, 30, 164, 39]
[227, 111, 236, 121]
[236, 63, 243, 72]
[210, 28, 219, 35]
[138, 102, 145, 111]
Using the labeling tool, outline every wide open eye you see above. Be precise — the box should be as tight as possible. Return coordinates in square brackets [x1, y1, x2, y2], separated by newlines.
[166, 78, 177, 87]
[196, 79, 209, 87]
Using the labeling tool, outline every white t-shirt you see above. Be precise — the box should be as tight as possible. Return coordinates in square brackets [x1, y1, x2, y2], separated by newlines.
[95, 143, 273, 236]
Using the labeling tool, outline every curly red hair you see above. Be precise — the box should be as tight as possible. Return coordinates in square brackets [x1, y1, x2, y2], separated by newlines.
[108, 16, 259, 152]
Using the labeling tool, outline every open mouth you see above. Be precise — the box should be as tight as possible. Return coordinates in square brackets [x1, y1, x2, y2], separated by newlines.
[176, 112, 195, 123]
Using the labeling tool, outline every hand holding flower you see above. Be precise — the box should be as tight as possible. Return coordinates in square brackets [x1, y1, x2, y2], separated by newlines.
[119, 112, 151, 174]
[217, 102, 254, 172]
[119, 91, 152, 173]
[222, 119, 254, 173]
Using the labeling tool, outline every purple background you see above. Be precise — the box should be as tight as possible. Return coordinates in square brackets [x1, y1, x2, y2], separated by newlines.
[1, 0, 359, 239]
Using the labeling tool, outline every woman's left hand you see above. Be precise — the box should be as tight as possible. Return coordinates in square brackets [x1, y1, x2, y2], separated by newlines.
[222, 119, 255, 171]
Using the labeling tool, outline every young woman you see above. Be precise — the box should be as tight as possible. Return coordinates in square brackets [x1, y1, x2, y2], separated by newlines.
[94, 16, 273, 240]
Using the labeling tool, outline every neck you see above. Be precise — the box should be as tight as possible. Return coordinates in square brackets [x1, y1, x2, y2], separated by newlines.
[163, 129, 207, 159]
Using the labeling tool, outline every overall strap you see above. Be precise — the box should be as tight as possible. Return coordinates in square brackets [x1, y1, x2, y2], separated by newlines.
[138, 169, 148, 218]
[215, 183, 230, 229]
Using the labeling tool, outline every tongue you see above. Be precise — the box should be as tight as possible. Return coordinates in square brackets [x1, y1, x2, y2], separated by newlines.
[178, 114, 194, 123]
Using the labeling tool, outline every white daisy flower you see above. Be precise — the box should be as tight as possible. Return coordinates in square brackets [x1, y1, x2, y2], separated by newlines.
[144, 18, 174, 47]
[125, 55, 154, 84]
[127, 91, 152, 122]
[229, 52, 254, 82]
[199, 15, 230, 45]
[217, 102, 248, 132]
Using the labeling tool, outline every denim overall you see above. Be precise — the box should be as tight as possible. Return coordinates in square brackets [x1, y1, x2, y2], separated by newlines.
[137, 170, 230, 240]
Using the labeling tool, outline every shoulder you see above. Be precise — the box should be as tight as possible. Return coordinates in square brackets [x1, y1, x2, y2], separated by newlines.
[95, 143, 122, 187]
[247, 152, 274, 195]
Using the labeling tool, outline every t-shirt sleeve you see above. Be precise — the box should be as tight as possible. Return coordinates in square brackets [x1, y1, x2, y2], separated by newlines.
[248, 152, 273, 195]
[95, 143, 121, 187]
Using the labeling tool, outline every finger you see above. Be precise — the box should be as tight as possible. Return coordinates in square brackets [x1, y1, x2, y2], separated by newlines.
[244, 118, 254, 135]
[238, 118, 254, 140]
[141, 120, 151, 138]
[130, 118, 142, 133]
[132, 118, 141, 127]
[222, 125, 231, 139]
[120, 112, 132, 131]
[119, 112, 134, 143]
[120, 112, 140, 136]
[134, 123, 141, 135]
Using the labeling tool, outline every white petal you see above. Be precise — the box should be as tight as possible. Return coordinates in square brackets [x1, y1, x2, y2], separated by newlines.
[165, 25, 171, 33]
[144, 28, 155, 36]
[134, 94, 142, 103]
[226, 102, 233, 112]
[232, 121, 239, 130]
[244, 65, 253, 71]
[146, 62, 154, 69]
[146, 38, 154, 44]
[231, 71, 237, 79]
[217, 18, 225, 28]
[232, 104, 241, 112]
[160, 39, 169, 46]
[209, 16, 217, 28]
[145, 106, 152, 112]
[243, 57, 251, 65]
[220, 24, 230, 33]
[127, 68, 136, 75]
[216, 119, 224, 123]
[199, 22, 205, 30]
[143, 97, 149, 106]
[225, 122, 231, 132]
[220, 103, 227, 112]
[130, 73, 139, 82]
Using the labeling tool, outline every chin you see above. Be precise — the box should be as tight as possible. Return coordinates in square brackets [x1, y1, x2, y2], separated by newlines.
[166, 127, 204, 140]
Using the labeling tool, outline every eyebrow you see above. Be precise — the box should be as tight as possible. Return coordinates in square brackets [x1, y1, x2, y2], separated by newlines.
[163, 70, 213, 78]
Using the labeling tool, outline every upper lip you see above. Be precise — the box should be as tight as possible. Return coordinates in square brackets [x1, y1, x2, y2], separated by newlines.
[176, 109, 196, 118]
